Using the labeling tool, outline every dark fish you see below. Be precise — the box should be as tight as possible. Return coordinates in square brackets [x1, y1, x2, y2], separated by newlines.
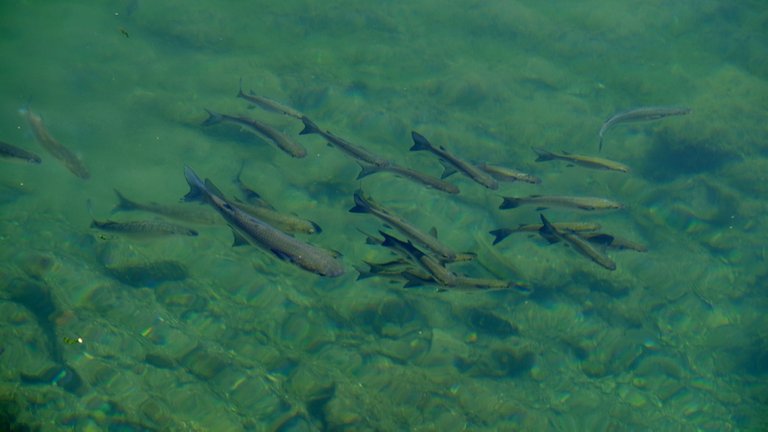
[106, 260, 189, 287]
[357, 162, 460, 194]
[21, 107, 89, 179]
[489, 221, 601, 245]
[237, 79, 305, 120]
[112, 189, 219, 225]
[183, 165, 344, 277]
[410, 132, 498, 190]
[0, 140, 42, 164]
[598, 106, 691, 150]
[378, 230, 458, 286]
[350, 189, 462, 262]
[202, 109, 307, 158]
[91, 218, 199, 237]
[299, 116, 391, 167]
[477, 162, 541, 184]
[7, 277, 86, 395]
[500, 195, 622, 211]
[532, 147, 630, 173]
[578, 232, 648, 252]
[539, 214, 616, 271]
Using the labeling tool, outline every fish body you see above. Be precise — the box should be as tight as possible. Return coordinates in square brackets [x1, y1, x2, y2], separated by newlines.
[489, 221, 601, 245]
[500, 195, 622, 211]
[183, 166, 343, 277]
[350, 190, 459, 261]
[21, 107, 89, 179]
[539, 214, 616, 271]
[578, 232, 648, 252]
[299, 116, 390, 167]
[237, 80, 305, 120]
[357, 162, 460, 194]
[378, 230, 458, 286]
[0, 140, 42, 164]
[532, 147, 629, 173]
[113, 189, 219, 225]
[598, 106, 691, 150]
[232, 198, 322, 234]
[91, 218, 199, 237]
[477, 162, 541, 184]
[410, 132, 498, 190]
[202, 109, 307, 158]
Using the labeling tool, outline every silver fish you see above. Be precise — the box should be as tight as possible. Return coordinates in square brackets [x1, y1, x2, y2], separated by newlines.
[112, 189, 219, 225]
[91, 218, 199, 237]
[350, 189, 462, 262]
[539, 214, 616, 271]
[598, 106, 691, 150]
[410, 132, 498, 190]
[477, 163, 541, 184]
[357, 162, 460, 194]
[183, 166, 343, 277]
[500, 195, 622, 211]
[202, 109, 307, 158]
[299, 116, 390, 167]
[532, 147, 630, 173]
[237, 79, 305, 120]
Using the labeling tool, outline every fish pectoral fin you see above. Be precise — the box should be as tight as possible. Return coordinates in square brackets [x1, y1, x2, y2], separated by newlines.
[429, 227, 438, 238]
[271, 249, 294, 262]
[439, 161, 457, 179]
[231, 230, 249, 247]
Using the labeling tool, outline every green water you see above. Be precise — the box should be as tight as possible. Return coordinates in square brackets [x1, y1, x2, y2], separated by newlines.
[1, 1, 766, 430]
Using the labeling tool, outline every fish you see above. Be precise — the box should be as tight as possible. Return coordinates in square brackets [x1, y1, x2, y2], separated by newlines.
[202, 109, 307, 158]
[578, 232, 648, 252]
[499, 195, 623, 211]
[476, 163, 541, 184]
[237, 79, 305, 120]
[91, 218, 199, 237]
[410, 132, 498, 190]
[377, 230, 458, 286]
[532, 147, 630, 173]
[183, 165, 344, 277]
[21, 107, 90, 179]
[231, 198, 322, 235]
[489, 221, 601, 245]
[538, 214, 616, 271]
[112, 189, 219, 225]
[357, 162, 460, 194]
[0, 140, 42, 164]
[349, 189, 463, 262]
[598, 106, 691, 150]
[299, 116, 391, 167]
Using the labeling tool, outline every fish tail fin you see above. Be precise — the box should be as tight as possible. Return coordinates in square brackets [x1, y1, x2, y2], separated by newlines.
[201, 109, 224, 127]
[532, 147, 555, 162]
[409, 131, 432, 151]
[488, 229, 511, 245]
[182, 165, 208, 203]
[111, 189, 136, 213]
[299, 117, 320, 135]
[356, 163, 379, 179]
[538, 213, 560, 244]
[499, 196, 520, 209]
[349, 190, 373, 214]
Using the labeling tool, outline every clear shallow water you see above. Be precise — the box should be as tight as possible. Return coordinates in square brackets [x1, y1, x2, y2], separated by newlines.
[1, 1, 766, 430]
